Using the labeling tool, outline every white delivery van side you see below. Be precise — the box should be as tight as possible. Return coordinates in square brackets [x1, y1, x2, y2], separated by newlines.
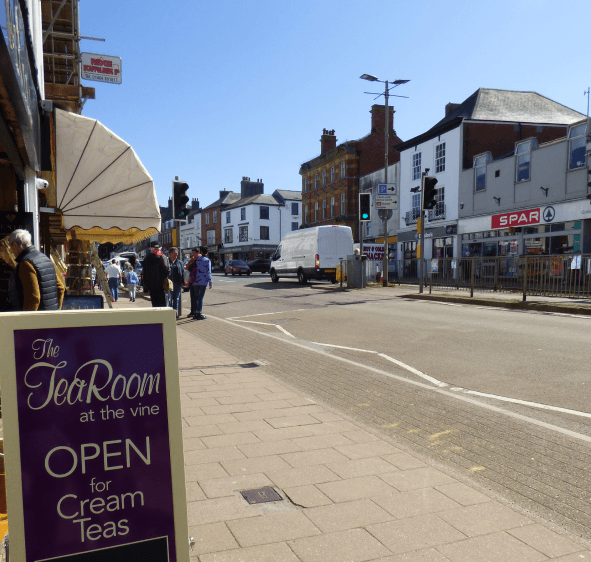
[270, 225, 354, 284]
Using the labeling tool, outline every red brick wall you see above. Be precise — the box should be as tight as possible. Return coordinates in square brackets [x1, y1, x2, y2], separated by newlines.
[462, 122, 568, 169]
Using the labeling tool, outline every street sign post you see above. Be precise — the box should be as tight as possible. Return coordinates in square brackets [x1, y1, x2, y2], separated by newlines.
[376, 183, 398, 209]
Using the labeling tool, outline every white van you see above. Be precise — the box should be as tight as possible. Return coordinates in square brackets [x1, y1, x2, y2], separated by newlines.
[270, 225, 354, 284]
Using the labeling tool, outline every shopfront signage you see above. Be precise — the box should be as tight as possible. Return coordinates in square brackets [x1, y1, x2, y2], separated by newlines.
[491, 208, 542, 229]
[0, 0, 41, 170]
[1, 310, 188, 562]
[81, 53, 122, 84]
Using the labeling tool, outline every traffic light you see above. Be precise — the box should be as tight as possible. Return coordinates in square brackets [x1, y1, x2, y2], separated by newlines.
[173, 180, 190, 220]
[423, 176, 438, 210]
[359, 193, 371, 222]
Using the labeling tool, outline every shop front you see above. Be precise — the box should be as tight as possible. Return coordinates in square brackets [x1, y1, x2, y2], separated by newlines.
[458, 202, 591, 258]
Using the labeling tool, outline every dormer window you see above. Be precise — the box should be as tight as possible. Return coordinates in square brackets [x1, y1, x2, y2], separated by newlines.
[473, 152, 492, 192]
[515, 139, 537, 183]
[568, 122, 587, 170]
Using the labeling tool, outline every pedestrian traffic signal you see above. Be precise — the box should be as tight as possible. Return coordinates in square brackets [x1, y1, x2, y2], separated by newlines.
[423, 176, 438, 210]
[173, 180, 190, 220]
[359, 193, 371, 222]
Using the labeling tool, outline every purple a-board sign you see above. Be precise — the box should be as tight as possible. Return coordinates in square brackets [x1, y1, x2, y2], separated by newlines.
[12, 322, 178, 561]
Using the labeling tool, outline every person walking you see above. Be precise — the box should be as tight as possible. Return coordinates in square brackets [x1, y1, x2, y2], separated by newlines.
[185, 247, 200, 317]
[105, 259, 122, 302]
[126, 262, 139, 302]
[168, 247, 183, 317]
[188, 246, 212, 320]
[8, 229, 65, 311]
[142, 242, 170, 307]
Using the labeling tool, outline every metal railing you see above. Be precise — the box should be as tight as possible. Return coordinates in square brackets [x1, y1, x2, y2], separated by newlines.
[427, 202, 445, 221]
[404, 208, 421, 226]
[393, 255, 591, 299]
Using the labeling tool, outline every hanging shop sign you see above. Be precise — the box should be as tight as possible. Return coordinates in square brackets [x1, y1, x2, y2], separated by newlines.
[81, 53, 122, 84]
[1, 309, 188, 562]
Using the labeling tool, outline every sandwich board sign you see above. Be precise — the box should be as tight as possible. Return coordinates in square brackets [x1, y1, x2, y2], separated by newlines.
[0, 308, 189, 561]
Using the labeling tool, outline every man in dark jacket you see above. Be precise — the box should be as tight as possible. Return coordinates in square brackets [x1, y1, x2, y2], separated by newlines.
[8, 229, 65, 311]
[142, 242, 170, 307]
[167, 247, 184, 317]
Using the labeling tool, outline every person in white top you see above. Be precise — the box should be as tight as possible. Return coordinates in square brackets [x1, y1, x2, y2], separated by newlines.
[105, 259, 122, 302]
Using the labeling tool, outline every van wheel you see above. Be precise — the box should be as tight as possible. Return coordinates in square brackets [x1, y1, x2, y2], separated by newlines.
[271, 270, 279, 283]
[232, 272, 235, 276]
[247, 271, 251, 276]
[331, 277, 337, 284]
[225, 271, 228, 276]
[298, 270, 307, 285]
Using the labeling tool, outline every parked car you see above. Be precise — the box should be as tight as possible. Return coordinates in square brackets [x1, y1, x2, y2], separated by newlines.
[225, 260, 251, 276]
[247, 259, 271, 274]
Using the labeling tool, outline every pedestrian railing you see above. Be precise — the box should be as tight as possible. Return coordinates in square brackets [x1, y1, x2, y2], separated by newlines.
[392, 255, 591, 300]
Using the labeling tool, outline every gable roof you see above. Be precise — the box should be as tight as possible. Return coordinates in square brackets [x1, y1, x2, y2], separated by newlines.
[225, 194, 280, 210]
[273, 190, 302, 201]
[202, 192, 241, 211]
[396, 88, 585, 151]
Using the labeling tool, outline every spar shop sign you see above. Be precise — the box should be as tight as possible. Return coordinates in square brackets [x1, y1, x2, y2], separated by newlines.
[2, 310, 188, 562]
[491, 208, 542, 229]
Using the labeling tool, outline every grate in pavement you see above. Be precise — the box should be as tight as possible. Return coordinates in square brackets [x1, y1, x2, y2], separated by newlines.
[241, 487, 283, 504]
[239, 362, 259, 369]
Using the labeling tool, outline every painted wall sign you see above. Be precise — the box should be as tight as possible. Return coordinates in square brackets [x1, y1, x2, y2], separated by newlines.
[81, 53, 122, 84]
[1, 309, 188, 562]
[491, 208, 541, 229]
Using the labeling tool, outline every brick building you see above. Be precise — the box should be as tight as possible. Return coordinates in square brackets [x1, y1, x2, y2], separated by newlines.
[299, 104, 403, 241]
[201, 190, 241, 266]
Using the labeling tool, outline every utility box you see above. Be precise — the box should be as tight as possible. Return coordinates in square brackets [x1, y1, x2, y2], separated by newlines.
[347, 254, 366, 288]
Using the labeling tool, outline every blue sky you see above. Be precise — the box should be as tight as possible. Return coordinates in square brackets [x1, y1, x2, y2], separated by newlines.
[79, 0, 590, 211]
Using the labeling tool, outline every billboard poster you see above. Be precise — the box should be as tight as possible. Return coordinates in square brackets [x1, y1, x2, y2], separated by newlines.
[1, 310, 188, 562]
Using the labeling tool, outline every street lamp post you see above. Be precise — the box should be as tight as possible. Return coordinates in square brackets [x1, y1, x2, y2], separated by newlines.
[360, 75, 409, 287]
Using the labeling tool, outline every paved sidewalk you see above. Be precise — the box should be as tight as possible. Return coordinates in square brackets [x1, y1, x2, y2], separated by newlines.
[175, 326, 591, 562]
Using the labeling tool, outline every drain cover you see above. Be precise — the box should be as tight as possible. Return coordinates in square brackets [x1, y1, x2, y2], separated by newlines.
[241, 487, 283, 504]
[238, 362, 259, 369]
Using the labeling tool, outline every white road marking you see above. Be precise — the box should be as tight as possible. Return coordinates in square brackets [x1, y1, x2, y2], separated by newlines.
[450, 387, 591, 419]
[203, 315, 591, 444]
[276, 326, 295, 338]
[377, 353, 448, 388]
[228, 309, 308, 320]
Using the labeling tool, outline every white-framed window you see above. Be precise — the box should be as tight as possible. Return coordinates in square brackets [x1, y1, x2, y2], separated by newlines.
[305, 204, 308, 223]
[322, 170, 327, 185]
[412, 193, 421, 212]
[224, 228, 233, 244]
[205, 213, 210, 225]
[291, 202, 299, 215]
[412, 152, 422, 180]
[340, 193, 345, 215]
[260, 226, 269, 240]
[330, 167, 335, 182]
[240, 207, 246, 220]
[291, 222, 298, 231]
[260, 206, 269, 220]
[213, 211, 217, 223]
[331, 196, 335, 217]
[314, 202, 318, 222]
[304, 178, 308, 192]
[322, 200, 326, 219]
[207, 229, 215, 244]
[239, 225, 248, 242]
[568, 123, 587, 170]
[473, 152, 492, 192]
[515, 139, 535, 182]
[314, 174, 318, 189]
[226, 211, 231, 224]
[435, 142, 445, 173]
[341, 162, 345, 179]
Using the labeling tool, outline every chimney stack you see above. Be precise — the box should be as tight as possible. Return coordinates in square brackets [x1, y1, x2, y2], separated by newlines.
[370, 105, 394, 132]
[445, 102, 460, 116]
[320, 128, 337, 154]
[240, 177, 264, 198]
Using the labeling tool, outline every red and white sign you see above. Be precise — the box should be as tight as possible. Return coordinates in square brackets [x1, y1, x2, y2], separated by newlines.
[81, 52, 122, 84]
[491, 208, 540, 229]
